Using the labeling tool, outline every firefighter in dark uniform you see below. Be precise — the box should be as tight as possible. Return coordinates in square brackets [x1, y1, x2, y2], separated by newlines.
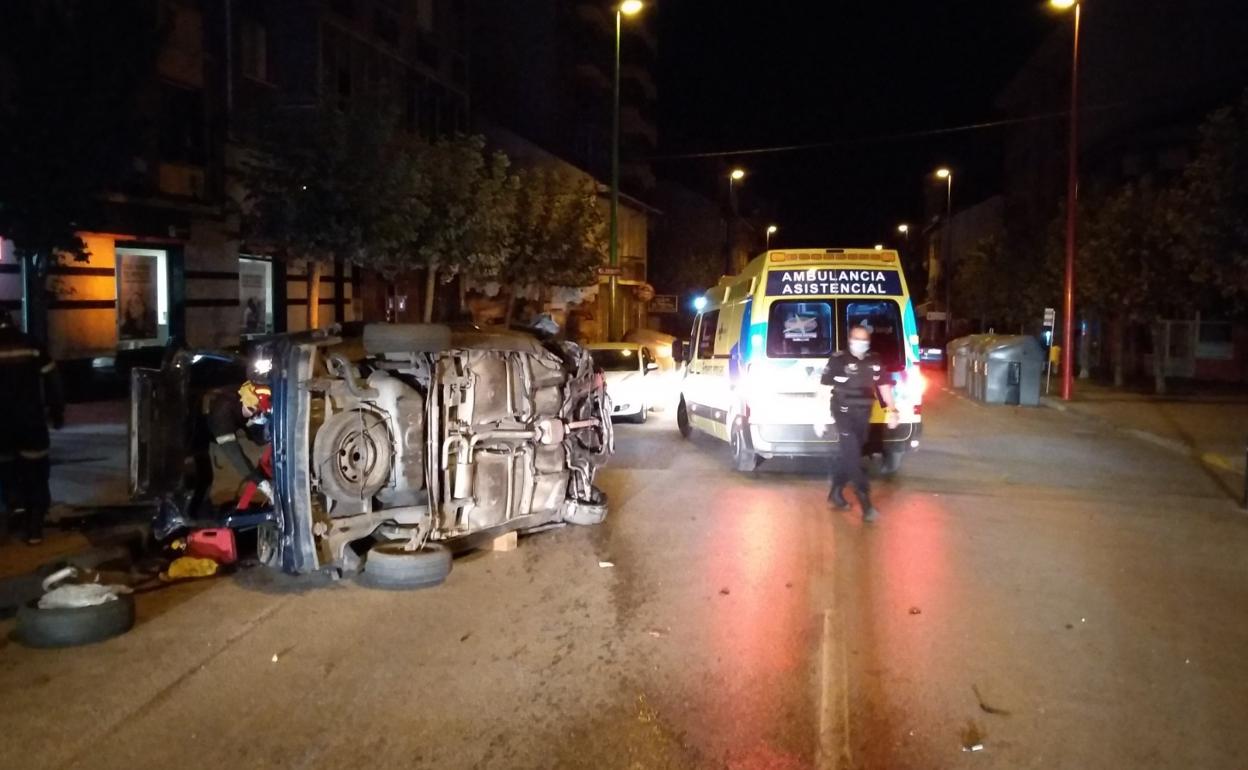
[820, 324, 899, 522]
[187, 380, 272, 517]
[0, 311, 65, 545]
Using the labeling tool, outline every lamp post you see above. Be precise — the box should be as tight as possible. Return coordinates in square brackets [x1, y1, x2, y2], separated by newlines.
[766, 224, 778, 249]
[725, 168, 746, 274]
[935, 167, 953, 341]
[1051, 0, 1081, 400]
[608, 0, 644, 342]
[897, 223, 910, 240]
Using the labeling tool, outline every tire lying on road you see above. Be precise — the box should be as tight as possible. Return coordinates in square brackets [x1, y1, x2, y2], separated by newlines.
[362, 323, 453, 355]
[360, 542, 452, 589]
[16, 594, 136, 649]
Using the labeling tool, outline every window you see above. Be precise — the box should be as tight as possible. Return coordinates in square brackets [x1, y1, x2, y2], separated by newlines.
[159, 84, 206, 164]
[696, 310, 719, 359]
[767, 301, 834, 359]
[590, 348, 639, 372]
[842, 299, 904, 371]
[116, 248, 170, 348]
[239, 257, 274, 336]
[240, 19, 268, 82]
[1197, 321, 1234, 361]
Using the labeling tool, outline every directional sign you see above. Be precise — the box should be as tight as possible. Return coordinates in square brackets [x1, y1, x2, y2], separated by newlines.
[650, 294, 678, 314]
[1043, 307, 1056, 327]
[596, 266, 623, 277]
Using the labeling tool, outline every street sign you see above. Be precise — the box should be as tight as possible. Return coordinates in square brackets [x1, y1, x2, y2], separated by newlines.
[1043, 307, 1056, 327]
[596, 266, 623, 277]
[650, 294, 678, 314]
[926, 311, 947, 321]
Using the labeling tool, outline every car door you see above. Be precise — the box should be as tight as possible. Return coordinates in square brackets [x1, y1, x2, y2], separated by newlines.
[129, 350, 192, 499]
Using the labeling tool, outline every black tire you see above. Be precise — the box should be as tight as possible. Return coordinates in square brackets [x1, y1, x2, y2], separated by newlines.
[312, 408, 393, 503]
[731, 426, 761, 473]
[677, 398, 693, 439]
[16, 594, 136, 649]
[360, 542, 451, 589]
[363, 323, 452, 355]
[881, 448, 904, 476]
[564, 488, 609, 526]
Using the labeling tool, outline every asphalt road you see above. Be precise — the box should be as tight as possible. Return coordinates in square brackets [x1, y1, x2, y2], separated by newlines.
[3, 373, 1247, 769]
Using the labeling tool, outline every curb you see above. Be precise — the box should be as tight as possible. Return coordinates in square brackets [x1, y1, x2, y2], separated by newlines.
[1041, 397, 1242, 479]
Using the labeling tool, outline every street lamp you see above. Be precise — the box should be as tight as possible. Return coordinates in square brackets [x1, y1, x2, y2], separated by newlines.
[897, 223, 910, 236]
[766, 224, 778, 249]
[874, 244, 884, 251]
[608, 1, 644, 341]
[1052, 0, 1081, 400]
[935, 167, 953, 341]
[724, 167, 747, 274]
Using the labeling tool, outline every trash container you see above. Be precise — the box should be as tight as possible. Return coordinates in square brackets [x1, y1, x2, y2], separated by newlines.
[968, 335, 998, 401]
[982, 335, 1045, 406]
[947, 336, 978, 389]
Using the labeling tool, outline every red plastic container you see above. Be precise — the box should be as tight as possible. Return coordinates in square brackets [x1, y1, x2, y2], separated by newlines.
[186, 528, 238, 565]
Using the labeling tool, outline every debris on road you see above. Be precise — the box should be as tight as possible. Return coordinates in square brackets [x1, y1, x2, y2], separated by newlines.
[460, 632, 472, 642]
[960, 720, 987, 752]
[271, 654, 279, 663]
[718, 587, 730, 596]
[598, 560, 614, 568]
[972, 684, 1012, 716]
[909, 606, 922, 615]
[161, 556, 220, 582]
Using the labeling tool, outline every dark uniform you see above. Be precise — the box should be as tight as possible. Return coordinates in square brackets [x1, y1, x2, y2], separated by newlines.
[821, 350, 883, 511]
[0, 317, 65, 543]
[187, 387, 267, 517]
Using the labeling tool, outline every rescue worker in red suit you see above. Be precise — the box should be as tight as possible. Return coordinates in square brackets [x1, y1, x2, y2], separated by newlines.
[0, 311, 65, 545]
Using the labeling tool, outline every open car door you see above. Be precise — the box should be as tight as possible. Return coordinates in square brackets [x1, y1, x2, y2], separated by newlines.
[128, 350, 191, 500]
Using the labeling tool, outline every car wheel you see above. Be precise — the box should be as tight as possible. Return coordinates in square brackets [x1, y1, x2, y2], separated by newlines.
[677, 398, 693, 439]
[564, 488, 609, 526]
[633, 405, 648, 424]
[313, 409, 394, 503]
[360, 542, 452, 590]
[731, 426, 761, 473]
[16, 594, 136, 649]
[362, 323, 452, 355]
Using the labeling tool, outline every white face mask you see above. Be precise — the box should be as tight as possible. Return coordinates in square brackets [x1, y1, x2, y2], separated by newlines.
[848, 339, 870, 357]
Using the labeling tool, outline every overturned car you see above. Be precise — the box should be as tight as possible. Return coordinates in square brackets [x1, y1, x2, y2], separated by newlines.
[130, 323, 614, 587]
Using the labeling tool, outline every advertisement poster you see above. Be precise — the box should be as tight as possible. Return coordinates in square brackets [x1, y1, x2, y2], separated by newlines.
[239, 261, 269, 334]
[117, 252, 159, 341]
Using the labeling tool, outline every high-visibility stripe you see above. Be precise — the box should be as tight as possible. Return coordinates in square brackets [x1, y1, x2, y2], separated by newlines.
[0, 348, 40, 360]
[41, 362, 56, 373]
[18, 449, 49, 460]
[216, 434, 238, 444]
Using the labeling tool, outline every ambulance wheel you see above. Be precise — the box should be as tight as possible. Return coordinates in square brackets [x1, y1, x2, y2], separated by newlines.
[677, 399, 693, 439]
[881, 448, 904, 476]
[731, 427, 761, 473]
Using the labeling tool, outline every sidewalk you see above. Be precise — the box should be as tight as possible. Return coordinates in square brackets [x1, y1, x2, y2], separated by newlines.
[1042, 380, 1248, 486]
[2, 400, 132, 579]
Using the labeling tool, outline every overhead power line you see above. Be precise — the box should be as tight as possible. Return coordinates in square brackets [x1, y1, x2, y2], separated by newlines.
[651, 102, 1131, 161]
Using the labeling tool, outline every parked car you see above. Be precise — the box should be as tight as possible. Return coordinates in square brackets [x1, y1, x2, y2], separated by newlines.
[585, 342, 658, 423]
[130, 324, 615, 588]
[919, 339, 946, 367]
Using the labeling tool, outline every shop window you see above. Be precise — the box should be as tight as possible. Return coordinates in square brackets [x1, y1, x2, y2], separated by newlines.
[239, 257, 274, 336]
[1197, 321, 1234, 361]
[240, 18, 269, 82]
[116, 248, 169, 348]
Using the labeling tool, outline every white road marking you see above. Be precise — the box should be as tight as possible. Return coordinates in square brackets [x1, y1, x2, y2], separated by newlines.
[817, 604, 852, 769]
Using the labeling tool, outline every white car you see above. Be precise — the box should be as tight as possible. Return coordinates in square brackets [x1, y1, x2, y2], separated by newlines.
[586, 342, 658, 424]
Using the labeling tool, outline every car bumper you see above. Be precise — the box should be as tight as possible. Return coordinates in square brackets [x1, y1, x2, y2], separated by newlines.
[748, 423, 840, 458]
[866, 421, 922, 453]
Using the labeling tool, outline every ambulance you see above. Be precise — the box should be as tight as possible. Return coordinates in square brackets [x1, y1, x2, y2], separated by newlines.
[676, 248, 925, 472]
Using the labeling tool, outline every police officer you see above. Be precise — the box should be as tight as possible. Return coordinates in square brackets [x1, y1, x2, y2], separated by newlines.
[0, 311, 65, 545]
[820, 324, 899, 522]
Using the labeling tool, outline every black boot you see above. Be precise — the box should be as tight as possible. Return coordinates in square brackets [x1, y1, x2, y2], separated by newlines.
[24, 507, 45, 545]
[856, 488, 880, 523]
[827, 485, 850, 510]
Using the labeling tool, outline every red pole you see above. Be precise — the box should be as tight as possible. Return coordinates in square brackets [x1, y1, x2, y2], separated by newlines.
[1060, 2, 1081, 401]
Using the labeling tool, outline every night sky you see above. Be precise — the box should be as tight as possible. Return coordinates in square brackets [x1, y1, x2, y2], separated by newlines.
[655, 1, 1054, 248]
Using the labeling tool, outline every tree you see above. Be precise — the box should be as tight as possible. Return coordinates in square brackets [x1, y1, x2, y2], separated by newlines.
[951, 234, 1045, 333]
[241, 102, 420, 328]
[491, 166, 607, 322]
[0, 1, 164, 343]
[400, 136, 516, 322]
